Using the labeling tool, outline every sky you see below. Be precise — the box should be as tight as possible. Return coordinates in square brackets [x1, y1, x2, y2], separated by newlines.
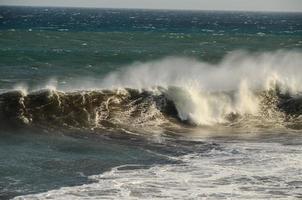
[1, 0, 302, 12]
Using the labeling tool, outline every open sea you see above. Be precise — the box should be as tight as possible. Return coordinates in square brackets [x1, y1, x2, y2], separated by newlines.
[0, 6, 302, 199]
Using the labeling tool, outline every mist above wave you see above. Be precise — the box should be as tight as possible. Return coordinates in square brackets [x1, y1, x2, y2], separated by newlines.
[3, 50, 302, 130]
[98, 50, 302, 126]
[100, 50, 302, 94]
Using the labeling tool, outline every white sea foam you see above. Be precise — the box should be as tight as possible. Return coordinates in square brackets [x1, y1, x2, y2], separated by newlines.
[14, 140, 302, 200]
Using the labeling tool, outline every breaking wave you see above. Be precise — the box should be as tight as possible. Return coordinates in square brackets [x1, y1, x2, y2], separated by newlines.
[1, 50, 302, 132]
[1, 86, 302, 131]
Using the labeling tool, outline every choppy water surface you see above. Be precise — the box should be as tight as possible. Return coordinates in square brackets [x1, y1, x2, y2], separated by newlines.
[0, 6, 302, 199]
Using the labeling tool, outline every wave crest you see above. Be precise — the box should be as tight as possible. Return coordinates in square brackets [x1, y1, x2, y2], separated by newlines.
[2, 50, 302, 132]
[1, 86, 302, 131]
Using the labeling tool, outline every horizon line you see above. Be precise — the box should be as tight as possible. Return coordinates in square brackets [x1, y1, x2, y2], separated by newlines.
[0, 4, 302, 13]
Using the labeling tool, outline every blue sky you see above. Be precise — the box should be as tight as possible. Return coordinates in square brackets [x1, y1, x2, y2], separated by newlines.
[1, 0, 302, 12]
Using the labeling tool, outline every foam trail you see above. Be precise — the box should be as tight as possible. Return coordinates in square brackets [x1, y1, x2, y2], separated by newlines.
[14, 141, 302, 200]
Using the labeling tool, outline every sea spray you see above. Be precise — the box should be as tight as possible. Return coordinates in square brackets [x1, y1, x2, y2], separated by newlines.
[100, 50, 302, 94]
[3, 50, 302, 128]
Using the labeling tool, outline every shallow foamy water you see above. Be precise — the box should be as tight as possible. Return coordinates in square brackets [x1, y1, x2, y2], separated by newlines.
[14, 133, 302, 200]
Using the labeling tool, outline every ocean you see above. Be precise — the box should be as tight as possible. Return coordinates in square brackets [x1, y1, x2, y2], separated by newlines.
[0, 6, 302, 199]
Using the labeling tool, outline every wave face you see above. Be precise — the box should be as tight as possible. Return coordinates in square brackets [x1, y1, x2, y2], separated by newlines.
[1, 50, 302, 131]
[0, 89, 177, 131]
[1, 87, 302, 131]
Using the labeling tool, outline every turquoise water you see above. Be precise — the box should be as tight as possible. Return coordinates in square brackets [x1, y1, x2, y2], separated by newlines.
[0, 7, 301, 90]
[1, 6, 302, 199]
